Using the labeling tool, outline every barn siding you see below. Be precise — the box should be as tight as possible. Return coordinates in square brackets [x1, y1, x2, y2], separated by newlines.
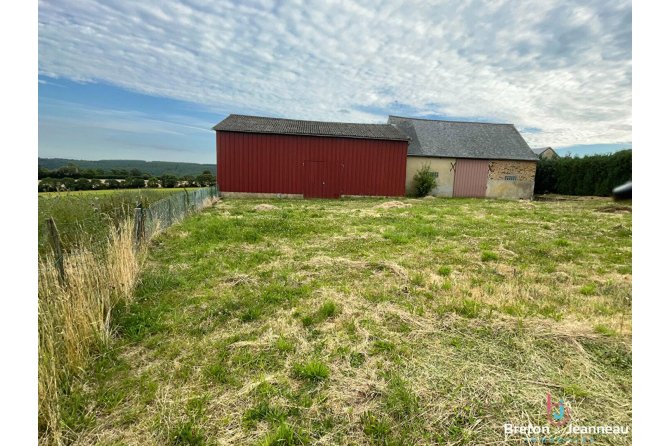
[216, 131, 408, 197]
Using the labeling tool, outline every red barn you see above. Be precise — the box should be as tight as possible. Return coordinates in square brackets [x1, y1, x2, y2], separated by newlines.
[213, 114, 410, 198]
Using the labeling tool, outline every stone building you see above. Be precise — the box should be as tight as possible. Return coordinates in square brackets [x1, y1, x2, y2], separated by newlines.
[532, 147, 559, 159]
[388, 116, 539, 199]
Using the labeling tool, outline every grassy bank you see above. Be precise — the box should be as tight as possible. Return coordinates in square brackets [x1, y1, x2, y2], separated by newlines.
[60, 198, 632, 445]
[38, 188, 218, 445]
[38, 189, 189, 257]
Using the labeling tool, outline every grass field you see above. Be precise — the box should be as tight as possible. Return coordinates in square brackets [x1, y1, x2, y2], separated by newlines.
[62, 197, 632, 445]
[38, 189, 196, 256]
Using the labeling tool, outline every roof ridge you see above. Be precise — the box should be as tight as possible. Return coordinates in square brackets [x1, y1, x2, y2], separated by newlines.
[229, 114, 394, 127]
[388, 115, 513, 126]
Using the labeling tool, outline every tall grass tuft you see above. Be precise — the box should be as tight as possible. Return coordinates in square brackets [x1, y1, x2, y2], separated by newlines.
[38, 223, 140, 444]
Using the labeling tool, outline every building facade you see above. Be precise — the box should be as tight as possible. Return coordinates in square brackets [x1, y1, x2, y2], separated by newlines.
[389, 116, 539, 199]
[213, 115, 410, 198]
[532, 147, 559, 159]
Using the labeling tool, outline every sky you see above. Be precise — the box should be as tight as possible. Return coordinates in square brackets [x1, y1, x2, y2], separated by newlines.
[38, 0, 632, 164]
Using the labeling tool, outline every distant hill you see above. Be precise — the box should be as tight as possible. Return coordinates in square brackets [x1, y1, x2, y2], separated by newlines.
[38, 158, 216, 177]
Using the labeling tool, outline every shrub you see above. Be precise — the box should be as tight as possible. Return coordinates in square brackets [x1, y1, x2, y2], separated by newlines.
[413, 163, 437, 197]
[534, 150, 632, 196]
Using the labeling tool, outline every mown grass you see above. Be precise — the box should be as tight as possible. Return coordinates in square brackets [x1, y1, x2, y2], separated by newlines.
[59, 197, 632, 445]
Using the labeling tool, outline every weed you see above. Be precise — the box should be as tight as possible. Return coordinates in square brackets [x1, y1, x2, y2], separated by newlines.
[384, 374, 420, 421]
[594, 324, 617, 337]
[371, 340, 397, 354]
[481, 251, 499, 262]
[275, 336, 295, 353]
[350, 352, 366, 368]
[241, 307, 262, 322]
[555, 238, 570, 247]
[260, 422, 309, 446]
[316, 301, 337, 320]
[438, 265, 451, 276]
[243, 401, 287, 426]
[292, 360, 330, 382]
[580, 283, 597, 295]
[409, 272, 426, 286]
[382, 230, 410, 244]
[361, 411, 391, 440]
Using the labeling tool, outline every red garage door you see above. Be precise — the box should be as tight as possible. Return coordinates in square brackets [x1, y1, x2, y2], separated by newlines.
[453, 159, 489, 197]
[303, 161, 342, 198]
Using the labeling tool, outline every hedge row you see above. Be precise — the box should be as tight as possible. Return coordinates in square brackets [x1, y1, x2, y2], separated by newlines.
[534, 150, 632, 196]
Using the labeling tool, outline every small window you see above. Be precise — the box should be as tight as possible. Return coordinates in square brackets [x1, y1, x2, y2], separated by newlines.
[504, 175, 517, 181]
[428, 172, 439, 178]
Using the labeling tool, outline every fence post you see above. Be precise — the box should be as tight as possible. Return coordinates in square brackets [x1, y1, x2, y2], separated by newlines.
[183, 189, 188, 217]
[168, 197, 172, 226]
[45, 217, 66, 287]
[133, 206, 145, 246]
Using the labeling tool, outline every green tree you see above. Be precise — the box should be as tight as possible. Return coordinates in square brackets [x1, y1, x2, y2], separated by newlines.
[160, 174, 179, 188]
[147, 177, 160, 188]
[74, 178, 92, 190]
[38, 178, 57, 192]
[61, 178, 76, 191]
[196, 172, 216, 187]
[56, 163, 79, 178]
[182, 175, 196, 187]
[38, 165, 51, 179]
[413, 163, 437, 197]
[106, 179, 121, 189]
[124, 177, 146, 189]
[80, 169, 96, 179]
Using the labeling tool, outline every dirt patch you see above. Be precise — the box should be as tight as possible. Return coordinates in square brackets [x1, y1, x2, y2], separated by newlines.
[254, 204, 279, 211]
[375, 201, 412, 209]
[596, 205, 632, 213]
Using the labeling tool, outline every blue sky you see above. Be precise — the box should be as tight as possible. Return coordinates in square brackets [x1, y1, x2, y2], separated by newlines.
[38, 0, 632, 164]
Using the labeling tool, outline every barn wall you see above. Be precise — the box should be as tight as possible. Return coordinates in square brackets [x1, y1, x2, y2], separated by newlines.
[486, 160, 537, 199]
[216, 131, 408, 197]
[405, 156, 456, 197]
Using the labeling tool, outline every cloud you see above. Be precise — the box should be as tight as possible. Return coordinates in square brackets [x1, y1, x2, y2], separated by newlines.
[38, 0, 632, 148]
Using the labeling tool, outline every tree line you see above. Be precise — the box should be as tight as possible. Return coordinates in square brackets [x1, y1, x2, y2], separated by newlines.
[534, 150, 632, 196]
[39, 163, 216, 192]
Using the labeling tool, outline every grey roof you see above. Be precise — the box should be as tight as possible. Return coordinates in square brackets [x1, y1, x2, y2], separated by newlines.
[213, 114, 410, 141]
[388, 116, 538, 161]
[532, 147, 553, 155]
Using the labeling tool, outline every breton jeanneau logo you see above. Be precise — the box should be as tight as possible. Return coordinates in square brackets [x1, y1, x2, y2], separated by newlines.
[547, 393, 570, 426]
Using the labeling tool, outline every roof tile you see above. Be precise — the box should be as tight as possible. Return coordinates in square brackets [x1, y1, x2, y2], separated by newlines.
[213, 114, 410, 141]
[388, 116, 538, 161]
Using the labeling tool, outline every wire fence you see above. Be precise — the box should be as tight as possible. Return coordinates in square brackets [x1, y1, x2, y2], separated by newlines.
[39, 186, 219, 276]
[143, 185, 219, 240]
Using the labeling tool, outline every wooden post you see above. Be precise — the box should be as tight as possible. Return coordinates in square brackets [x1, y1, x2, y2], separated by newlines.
[184, 188, 191, 215]
[45, 217, 66, 287]
[183, 189, 188, 217]
[133, 207, 144, 246]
